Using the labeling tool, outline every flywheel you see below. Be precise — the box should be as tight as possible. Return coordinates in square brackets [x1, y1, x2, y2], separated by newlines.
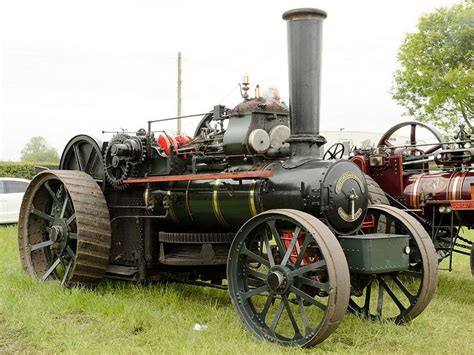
[18, 170, 111, 286]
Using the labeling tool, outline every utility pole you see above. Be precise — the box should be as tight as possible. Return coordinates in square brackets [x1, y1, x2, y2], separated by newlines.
[177, 51, 182, 135]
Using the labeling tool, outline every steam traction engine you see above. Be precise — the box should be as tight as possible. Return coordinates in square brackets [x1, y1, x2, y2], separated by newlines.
[349, 121, 474, 275]
[18, 9, 438, 347]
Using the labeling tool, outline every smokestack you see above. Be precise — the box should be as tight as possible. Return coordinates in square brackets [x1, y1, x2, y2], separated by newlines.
[283, 8, 327, 164]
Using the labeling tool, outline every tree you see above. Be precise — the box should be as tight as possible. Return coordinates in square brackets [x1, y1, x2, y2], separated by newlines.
[21, 136, 59, 163]
[392, 0, 473, 133]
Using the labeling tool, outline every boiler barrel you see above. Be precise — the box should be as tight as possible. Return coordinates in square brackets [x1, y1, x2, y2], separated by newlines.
[404, 171, 474, 226]
[160, 159, 368, 235]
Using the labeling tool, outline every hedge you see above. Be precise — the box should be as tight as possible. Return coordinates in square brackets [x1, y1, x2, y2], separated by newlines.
[0, 162, 58, 180]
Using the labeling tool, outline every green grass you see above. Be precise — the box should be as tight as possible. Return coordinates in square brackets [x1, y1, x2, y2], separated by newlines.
[0, 225, 473, 354]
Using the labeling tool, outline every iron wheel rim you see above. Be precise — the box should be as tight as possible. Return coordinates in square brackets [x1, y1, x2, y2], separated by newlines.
[227, 209, 350, 347]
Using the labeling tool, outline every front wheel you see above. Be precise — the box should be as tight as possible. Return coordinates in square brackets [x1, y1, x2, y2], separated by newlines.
[227, 209, 350, 347]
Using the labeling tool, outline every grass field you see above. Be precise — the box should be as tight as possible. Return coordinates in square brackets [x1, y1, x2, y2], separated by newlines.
[0, 225, 473, 354]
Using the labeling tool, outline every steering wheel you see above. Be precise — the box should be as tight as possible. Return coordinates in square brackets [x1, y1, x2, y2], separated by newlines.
[323, 143, 345, 160]
[377, 121, 445, 157]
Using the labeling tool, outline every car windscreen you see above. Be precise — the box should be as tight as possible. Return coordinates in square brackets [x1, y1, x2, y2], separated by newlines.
[6, 181, 29, 193]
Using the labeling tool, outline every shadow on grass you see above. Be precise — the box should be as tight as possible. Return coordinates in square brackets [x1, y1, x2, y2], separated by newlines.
[95, 279, 232, 309]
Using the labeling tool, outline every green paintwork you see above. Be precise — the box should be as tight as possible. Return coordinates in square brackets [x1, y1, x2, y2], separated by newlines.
[338, 234, 409, 273]
[165, 179, 257, 230]
[223, 114, 253, 155]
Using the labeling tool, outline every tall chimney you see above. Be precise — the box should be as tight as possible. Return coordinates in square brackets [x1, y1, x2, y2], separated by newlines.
[283, 8, 327, 165]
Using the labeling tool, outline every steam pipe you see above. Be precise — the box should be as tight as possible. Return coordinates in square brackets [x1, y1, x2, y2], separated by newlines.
[283, 8, 327, 165]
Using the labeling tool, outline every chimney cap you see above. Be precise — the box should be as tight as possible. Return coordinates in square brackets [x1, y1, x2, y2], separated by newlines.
[282, 8, 327, 21]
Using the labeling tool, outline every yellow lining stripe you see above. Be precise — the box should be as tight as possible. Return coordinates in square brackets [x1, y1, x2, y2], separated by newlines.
[249, 181, 258, 217]
[212, 179, 230, 228]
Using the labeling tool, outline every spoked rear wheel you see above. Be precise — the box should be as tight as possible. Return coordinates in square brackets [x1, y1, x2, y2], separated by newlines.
[60, 135, 105, 188]
[18, 170, 111, 286]
[349, 205, 438, 323]
[227, 209, 350, 347]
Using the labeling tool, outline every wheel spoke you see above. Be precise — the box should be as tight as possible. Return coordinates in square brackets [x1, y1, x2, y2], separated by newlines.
[270, 299, 285, 331]
[242, 285, 268, 300]
[410, 123, 417, 146]
[363, 280, 372, 316]
[348, 299, 363, 314]
[290, 286, 327, 311]
[259, 292, 275, 321]
[41, 258, 61, 281]
[266, 220, 286, 259]
[263, 232, 275, 267]
[378, 276, 406, 312]
[294, 235, 311, 267]
[84, 148, 97, 174]
[66, 245, 76, 259]
[61, 260, 73, 286]
[391, 275, 417, 303]
[66, 213, 76, 226]
[60, 194, 69, 219]
[246, 268, 267, 282]
[29, 239, 53, 252]
[241, 245, 270, 267]
[299, 276, 329, 292]
[376, 282, 384, 318]
[281, 226, 301, 266]
[282, 295, 302, 338]
[73, 144, 84, 171]
[44, 181, 60, 206]
[68, 233, 77, 240]
[289, 259, 326, 277]
[298, 296, 312, 336]
[31, 206, 54, 223]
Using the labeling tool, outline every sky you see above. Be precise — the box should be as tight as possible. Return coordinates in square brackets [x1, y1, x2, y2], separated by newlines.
[0, 0, 460, 161]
